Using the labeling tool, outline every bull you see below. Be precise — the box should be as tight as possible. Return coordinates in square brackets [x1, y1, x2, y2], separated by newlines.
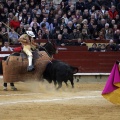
[43, 60, 79, 89]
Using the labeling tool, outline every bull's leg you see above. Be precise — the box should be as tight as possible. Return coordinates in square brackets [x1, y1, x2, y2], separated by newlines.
[3, 83, 7, 91]
[54, 80, 57, 87]
[70, 79, 74, 88]
[64, 82, 68, 87]
[10, 83, 17, 91]
[56, 81, 62, 90]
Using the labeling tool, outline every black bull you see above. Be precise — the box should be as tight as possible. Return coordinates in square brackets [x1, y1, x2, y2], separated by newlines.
[43, 60, 79, 89]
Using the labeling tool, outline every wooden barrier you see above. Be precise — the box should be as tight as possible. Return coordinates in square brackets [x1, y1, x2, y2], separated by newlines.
[54, 51, 120, 73]
[0, 51, 120, 73]
[34, 39, 110, 43]
[0, 51, 12, 60]
[57, 46, 88, 51]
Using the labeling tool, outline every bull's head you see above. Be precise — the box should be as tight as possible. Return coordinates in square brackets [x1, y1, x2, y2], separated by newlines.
[70, 66, 79, 74]
[40, 41, 57, 57]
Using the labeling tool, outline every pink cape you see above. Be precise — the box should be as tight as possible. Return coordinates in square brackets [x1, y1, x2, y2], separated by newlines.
[102, 62, 120, 104]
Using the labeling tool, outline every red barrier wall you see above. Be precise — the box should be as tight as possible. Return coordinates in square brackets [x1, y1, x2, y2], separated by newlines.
[54, 51, 120, 73]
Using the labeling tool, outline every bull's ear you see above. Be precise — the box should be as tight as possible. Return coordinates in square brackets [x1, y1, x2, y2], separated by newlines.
[70, 66, 79, 74]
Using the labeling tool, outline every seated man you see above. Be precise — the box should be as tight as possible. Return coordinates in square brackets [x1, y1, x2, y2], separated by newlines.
[1, 43, 17, 91]
[18, 30, 39, 72]
[1, 42, 13, 51]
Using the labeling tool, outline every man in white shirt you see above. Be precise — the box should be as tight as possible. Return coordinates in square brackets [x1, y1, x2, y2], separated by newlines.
[1, 42, 13, 51]
[1, 41, 17, 91]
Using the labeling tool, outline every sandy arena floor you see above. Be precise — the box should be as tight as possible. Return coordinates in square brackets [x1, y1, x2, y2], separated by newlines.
[0, 79, 120, 120]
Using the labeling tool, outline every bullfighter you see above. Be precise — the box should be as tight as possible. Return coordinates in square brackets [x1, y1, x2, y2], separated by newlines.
[18, 31, 39, 72]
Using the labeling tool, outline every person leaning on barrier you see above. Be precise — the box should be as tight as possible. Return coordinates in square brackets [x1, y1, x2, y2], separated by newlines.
[18, 30, 39, 72]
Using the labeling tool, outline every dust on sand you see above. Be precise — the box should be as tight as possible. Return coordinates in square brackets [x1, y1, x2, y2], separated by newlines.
[0, 80, 120, 120]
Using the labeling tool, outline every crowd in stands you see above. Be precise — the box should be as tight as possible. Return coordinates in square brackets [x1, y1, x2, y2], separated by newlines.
[0, 0, 120, 52]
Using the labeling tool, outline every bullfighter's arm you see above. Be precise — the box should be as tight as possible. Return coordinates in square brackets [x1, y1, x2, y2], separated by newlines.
[18, 34, 29, 43]
[18, 38, 27, 43]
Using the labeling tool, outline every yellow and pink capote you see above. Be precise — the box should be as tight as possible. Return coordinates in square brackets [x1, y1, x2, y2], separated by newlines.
[102, 62, 120, 104]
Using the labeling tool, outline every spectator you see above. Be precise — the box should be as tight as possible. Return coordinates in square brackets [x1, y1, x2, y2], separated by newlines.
[32, 22, 40, 38]
[41, 0, 47, 10]
[100, 5, 107, 15]
[59, 24, 64, 34]
[40, 17, 50, 30]
[85, 0, 95, 10]
[49, 18, 59, 34]
[66, 10, 72, 19]
[95, 30, 105, 40]
[72, 18, 78, 28]
[60, 1, 66, 13]
[106, 39, 117, 51]
[0, 11, 8, 23]
[92, 31, 99, 40]
[0, 27, 8, 44]
[97, 19, 106, 32]
[100, 43, 106, 52]
[30, 17, 40, 27]
[76, 24, 82, 32]
[97, 43, 102, 51]
[74, 38, 86, 46]
[8, 28, 19, 45]
[88, 43, 98, 52]
[82, 9, 90, 20]
[66, 21, 74, 34]
[34, 4, 41, 15]
[81, 19, 88, 29]
[76, 0, 85, 12]
[75, 10, 81, 20]
[114, 29, 120, 44]
[62, 13, 69, 25]
[44, 4, 50, 14]
[105, 28, 114, 40]
[88, 21, 97, 38]
[69, 4, 75, 15]
[115, 15, 120, 25]
[113, 24, 118, 32]
[60, 18, 67, 28]
[80, 29, 89, 40]
[62, 28, 70, 40]
[37, 29, 42, 39]
[108, 5, 118, 20]
[17, 23, 26, 35]
[9, 16, 20, 31]
[42, 29, 53, 40]
[24, 24, 30, 31]
[26, 12, 32, 24]
[37, 11, 45, 23]
[22, 8, 27, 20]
[47, 9, 55, 24]
[4, 0, 15, 13]
[56, 34, 65, 46]
[52, 28, 60, 39]
[1, 41, 13, 51]
[69, 28, 80, 40]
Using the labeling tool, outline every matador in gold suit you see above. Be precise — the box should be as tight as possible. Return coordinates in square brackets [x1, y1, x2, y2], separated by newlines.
[18, 31, 38, 72]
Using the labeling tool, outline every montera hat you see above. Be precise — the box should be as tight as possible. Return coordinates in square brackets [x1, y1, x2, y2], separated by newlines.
[26, 31, 35, 37]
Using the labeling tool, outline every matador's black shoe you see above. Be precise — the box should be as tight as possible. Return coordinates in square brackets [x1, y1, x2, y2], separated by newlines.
[27, 65, 35, 72]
